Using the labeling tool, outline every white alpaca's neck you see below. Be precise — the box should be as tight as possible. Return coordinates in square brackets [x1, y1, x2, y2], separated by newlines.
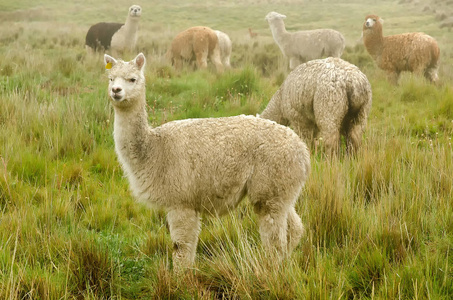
[124, 16, 139, 33]
[269, 19, 291, 47]
[113, 99, 153, 173]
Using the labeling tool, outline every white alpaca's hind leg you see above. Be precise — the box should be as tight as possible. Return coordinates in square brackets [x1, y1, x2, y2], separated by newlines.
[254, 202, 288, 256]
[345, 108, 368, 153]
[287, 206, 304, 253]
[167, 208, 201, 271]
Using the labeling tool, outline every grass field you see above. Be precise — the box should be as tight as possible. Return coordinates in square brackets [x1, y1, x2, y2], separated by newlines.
[0, 0, 452, 298]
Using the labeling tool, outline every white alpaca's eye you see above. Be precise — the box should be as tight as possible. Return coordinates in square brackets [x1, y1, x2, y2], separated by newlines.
[130, 78, 136, 83]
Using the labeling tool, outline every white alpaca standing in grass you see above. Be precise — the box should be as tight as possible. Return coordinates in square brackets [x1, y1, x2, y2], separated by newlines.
[265, 11, 345, 70]
[85, 5, 141, 54]
[260, 57, 372, 154]
[103, 53, 310, 270]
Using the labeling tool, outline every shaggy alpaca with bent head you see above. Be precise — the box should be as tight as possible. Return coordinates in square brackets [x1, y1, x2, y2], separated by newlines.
[103, 53, 310, 271]
[260, 57, 372, 154]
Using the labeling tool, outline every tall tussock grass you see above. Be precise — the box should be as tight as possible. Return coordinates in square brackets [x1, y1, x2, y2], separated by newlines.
[1, 0, 452, 298]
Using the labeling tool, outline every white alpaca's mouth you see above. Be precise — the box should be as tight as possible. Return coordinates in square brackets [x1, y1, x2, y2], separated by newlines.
[112, 94, 124, 101]
[130, 9, 141, 17]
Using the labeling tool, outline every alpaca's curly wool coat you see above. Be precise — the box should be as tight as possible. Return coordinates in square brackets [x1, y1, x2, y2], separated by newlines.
[363, 14, 440, 83]
[260, 57, 372, 153]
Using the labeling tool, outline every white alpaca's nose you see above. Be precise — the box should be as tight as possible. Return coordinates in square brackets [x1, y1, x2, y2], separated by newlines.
[112, 87, 122, 94]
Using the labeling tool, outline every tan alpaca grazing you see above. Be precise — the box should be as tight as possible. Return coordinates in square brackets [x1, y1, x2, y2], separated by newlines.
[362, 15, 440, 84]
[167, 26, 224, 73]
[103, 53, 310, 271]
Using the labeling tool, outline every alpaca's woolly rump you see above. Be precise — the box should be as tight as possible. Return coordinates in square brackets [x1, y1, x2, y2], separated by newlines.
[261, 57, 372, 154]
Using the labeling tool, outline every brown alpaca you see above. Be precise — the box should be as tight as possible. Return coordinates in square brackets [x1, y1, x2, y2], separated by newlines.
[362, 14, 440, 84]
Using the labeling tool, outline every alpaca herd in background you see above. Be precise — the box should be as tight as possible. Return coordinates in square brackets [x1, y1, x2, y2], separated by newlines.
[84, 6, 440, 83]
[86, 4, 441, 270]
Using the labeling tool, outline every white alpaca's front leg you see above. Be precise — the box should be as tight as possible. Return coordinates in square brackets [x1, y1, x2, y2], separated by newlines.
[167, 208, 201, 271]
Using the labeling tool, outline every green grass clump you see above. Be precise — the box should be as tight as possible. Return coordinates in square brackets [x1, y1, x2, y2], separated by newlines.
[68, 237, 118, 298]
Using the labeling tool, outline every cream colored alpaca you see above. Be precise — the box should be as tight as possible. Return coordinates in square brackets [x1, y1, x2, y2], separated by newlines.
[103, 53, 310, 271]
[110, 5, 141, 55]
[265, 11, 345, 70]
[85, 5, 141, 54]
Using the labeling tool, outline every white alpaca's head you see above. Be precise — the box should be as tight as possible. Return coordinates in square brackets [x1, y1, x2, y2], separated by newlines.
[363, 15, 384, 30]
[128, 5, 142, 18]
[265, 11, 286, 22]
[104, 53, 146, 109]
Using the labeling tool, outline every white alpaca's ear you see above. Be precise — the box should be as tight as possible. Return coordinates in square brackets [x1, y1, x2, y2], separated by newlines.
[104, 54, 117, 69]
[133, 53, 146, 71]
